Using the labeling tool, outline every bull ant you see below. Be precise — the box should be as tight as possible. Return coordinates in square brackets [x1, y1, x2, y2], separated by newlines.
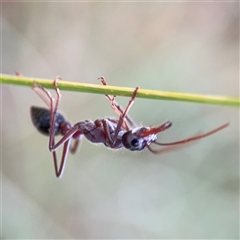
[31, 77, 229, 178]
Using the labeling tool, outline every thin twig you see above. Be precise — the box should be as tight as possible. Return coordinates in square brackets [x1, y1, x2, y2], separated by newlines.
[1, 74, 239, 107]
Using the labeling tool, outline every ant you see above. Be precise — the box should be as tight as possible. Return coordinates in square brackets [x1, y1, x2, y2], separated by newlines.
[31, 77, 229, 178]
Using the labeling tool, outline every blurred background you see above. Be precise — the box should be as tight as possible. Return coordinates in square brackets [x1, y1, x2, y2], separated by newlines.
[2, 2, 239, 239]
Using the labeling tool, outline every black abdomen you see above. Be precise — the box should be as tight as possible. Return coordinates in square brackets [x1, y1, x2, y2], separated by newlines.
[30, 106, 65, 136]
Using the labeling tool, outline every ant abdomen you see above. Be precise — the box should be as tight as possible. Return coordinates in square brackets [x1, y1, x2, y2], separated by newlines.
[31, 106, 65, 136]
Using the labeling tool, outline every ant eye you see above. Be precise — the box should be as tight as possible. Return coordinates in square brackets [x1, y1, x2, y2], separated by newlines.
[122, 131, 144, 151]
[131, 138, 139, 147]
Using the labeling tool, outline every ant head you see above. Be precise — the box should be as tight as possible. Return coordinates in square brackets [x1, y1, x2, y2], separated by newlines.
[122, 121, 172, 151]
[122, 121, 229, 154]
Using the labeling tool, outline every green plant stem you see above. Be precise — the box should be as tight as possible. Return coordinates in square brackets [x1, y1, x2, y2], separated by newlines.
[1, 74, 239, 107]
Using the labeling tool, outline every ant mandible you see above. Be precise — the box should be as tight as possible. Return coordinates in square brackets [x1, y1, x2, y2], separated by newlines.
[31, 77, 229, 178]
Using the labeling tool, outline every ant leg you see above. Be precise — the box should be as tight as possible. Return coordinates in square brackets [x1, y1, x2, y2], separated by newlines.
[32, 76, 61, 112]
[48, 77, 61, 151]
[52, 135, 81, 178]
[102, 118, 122, 147]
[33, 77, 72, 177]
[98, 76, 137, 130]
[40, 78, 82, 152]
[48, 77, 74, 177]
[19, 73, 52, 106]
[50, 122, 84, 177]
[70, 139, 81, 154]
[33, 77, 63, 152]
[32, 82, 53, 108]
[32, 77, 62, 147]
[52, 140, 70, 178]
[102, 119, 114, 145]
[112, 86, 139, 145]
